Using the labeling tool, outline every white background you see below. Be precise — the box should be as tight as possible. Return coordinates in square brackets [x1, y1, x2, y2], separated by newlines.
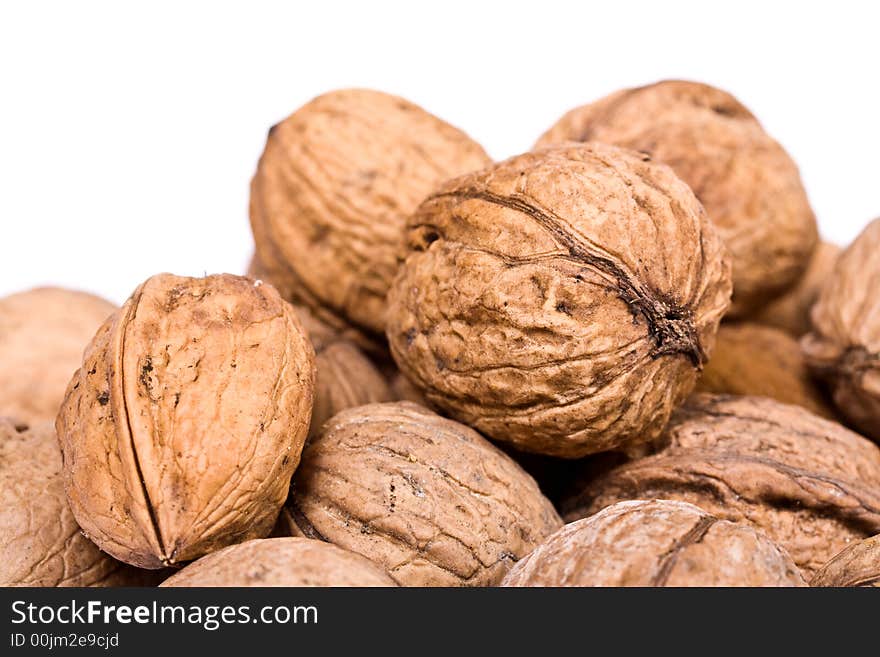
[1, 1, 878, 304]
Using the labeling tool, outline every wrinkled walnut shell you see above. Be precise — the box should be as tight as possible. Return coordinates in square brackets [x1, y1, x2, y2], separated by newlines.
[803, 218, 880, 442]
[387, 142, 732, 457]
[56, 273, 316, 568]
[283, 402, 562, 586]
[250, 88, 490, 336]
[754, 241, 841, 336]
[1, 419, 162, 587]
[502, 500, 805, 587]
[535, 80, 818, 316]
[695, 323, 835, 418]
[0, 287, 115, 424]
[811, 534, 880, 587]
[160, 537, 396, 587]
[562, 394, 880, 576]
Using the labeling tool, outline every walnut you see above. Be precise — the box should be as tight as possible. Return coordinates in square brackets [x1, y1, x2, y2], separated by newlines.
[281, 402, 562, 586]
[535, 80, 818, 316]
[55, 273, 316, 568]
[502, 500, 805, 587]
[802, 218, 880, 442]
[811, 534, 880, 587]
[249, 89, 490, 336]
[754, 241, 841, 336]
[1, 419, 162, 586]
[0, 287, 115, 424]
[386, 142, 732, 457]
[160, 537, 396, 587]
[561, 394, 880, 576]
[695, 323, 835, 418]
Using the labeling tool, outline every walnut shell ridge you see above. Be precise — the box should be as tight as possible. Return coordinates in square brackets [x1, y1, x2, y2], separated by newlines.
[562, 394, 880, 576]
[803, 218, 880, 442]
[160, 537, 396, 587]
[502, 500, 805, 587]
[55, 273, 316, 568]
[695, 323, 835, 418]
[535, 80, 818, 316]
[282, 402, 562, 586]
[810, 533, 880, 587]
[249, 88, 491, 336]
[0, 419, 161, 587]
[386, 142, 732, 457]
[754, 241, 841, 336]
[0, 287, 115, 425]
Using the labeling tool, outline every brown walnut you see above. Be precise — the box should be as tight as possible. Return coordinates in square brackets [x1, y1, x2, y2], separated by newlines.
[0, 287, 115, 424]
[754, 241, 841, 336]
[386, 142, 732, 457]
[695, 323, 835, 418]
[802, 218, 880, 442]
[249, 88, 491, 336]
[282, 402, 562, 586]
[535, 80, 818, 316]
[56, 273, 316, 568]
[160, 537, 396, 587]
[502, 500, 805, 587]
[562, 394, 880, 576]
[811, 533, 880, 587]
[1, 419, 162, 586]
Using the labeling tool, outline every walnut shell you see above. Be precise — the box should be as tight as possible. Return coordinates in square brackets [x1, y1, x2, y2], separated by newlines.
[282, 402, 562, 586]
[249, 88, 491, 336]
[1, 419, 162, 586]
[502, 500, 805, 587]
[160, 537, 396, 587]
[386, 142, 732, 457]
[695, 323, 835, 418]
[0, 287, 115, 424]
[535, 80, 818, 316]
[55, 273, 316, 568]
[802, 218, 880, 442]
[811, 534, 880, 587]
[562, 394, 880, 576]
[754, 241, 841, 336]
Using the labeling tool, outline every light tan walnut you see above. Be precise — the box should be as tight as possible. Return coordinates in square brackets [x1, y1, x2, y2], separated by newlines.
[56, 273, 315, 568]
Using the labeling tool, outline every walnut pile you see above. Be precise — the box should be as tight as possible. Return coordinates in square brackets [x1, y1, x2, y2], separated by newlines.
[802, 218, 880, 442]
[562, 394, 880, 576]
[0, 419, 161, 587]
[502, 500, 805, 587]
[695, 323, 835, 418]
[811, 534, 880, 587]
[754, 241, 841, 336]
[160, 538, 397, 587]
[386, 142, 732, 457]
[0, 287, 115, 424]
[249, 89, 490, 336]
[535, 80, 818, 316]
[281, 402, 562, 586]
[55, 273, 316, 569]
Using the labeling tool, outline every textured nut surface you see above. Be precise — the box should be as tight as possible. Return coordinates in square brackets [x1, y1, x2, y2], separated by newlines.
[754, 241, 841, 336]
[536, 80, 818, 316]
[56, 273, 315, 568]
[695, 323, 835, 418]
[503, 500, 805, 587]
[386, 142, 732, 457]
[0, 287, 115, 424]
[803, 219, 880, 442]
[250, 88, 490, 335]
[562, 394, 880, 576]
[284, 402, 562, 586]
[160, 537, 396, 587]
[811, 533, 880, 587]
[0, 419, 161, 587]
